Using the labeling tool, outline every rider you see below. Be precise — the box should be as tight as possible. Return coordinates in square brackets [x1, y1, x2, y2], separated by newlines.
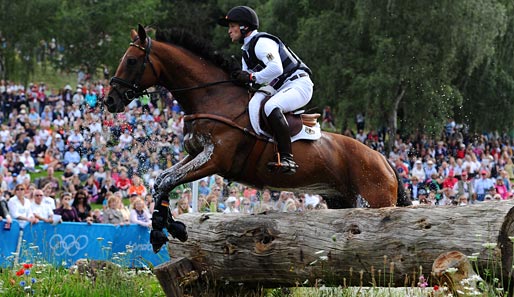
[218, 6, 313, 175]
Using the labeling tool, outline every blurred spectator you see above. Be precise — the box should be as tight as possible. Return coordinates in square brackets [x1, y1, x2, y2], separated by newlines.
[223, 196, 239, 214]
[253, 189, 275, 213]
[103, 196, 126, 225]
[115, 170, 131, 198]
[424, 160, 438, 178]
[205, 194, 219, 212]
[198, 179, 210, 196]
[30, 189, 54, 223]
[8, 184, 38, 224]
[172, 196, 192, 217]
[0, 189, 13, 226]
[283, 198, 297, 212]
[240, 197, 252, 214]
[453, 171, 473, 202]
[144, 193, 155, 213]
[128, 176, 147, 197]
[473, 170, 494, 202]
[19, 150, 35, 172]
[321, 106, 335, 130]
[41, 183, 56, 208]
[442, 170, 458, 189]
[407, 176, 425, 201]
[494, 176, 511, 200]
[63, 146, 80, 165]
[39, 166, 60, 195]
[130, 197, 151, 227]
[91, 209, 103, 223]
[72, 190, 92, 223]
[84, 176, 99, 203]
[275, 191, 289, 211]
[116, 193, 131, 223]
[53, 192, 81, 222]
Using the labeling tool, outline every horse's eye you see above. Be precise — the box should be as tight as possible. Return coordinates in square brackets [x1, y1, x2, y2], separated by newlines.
[127, 58, 137, 66]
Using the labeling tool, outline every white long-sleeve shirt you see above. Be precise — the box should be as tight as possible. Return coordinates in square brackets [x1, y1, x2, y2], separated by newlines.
[8, 196, 34, 220]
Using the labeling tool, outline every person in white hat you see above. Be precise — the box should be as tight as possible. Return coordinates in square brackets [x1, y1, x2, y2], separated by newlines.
[223, 196, 239, 213]
[411, 159, 426, 182]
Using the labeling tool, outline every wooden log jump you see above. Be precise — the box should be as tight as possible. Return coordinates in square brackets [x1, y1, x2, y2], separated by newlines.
[154, 201, 514, 296]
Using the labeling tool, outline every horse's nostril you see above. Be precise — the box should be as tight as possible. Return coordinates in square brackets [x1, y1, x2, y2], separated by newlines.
[105, 96, 113, 106]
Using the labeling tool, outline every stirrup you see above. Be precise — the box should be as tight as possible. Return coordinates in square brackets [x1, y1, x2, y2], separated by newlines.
[267, 153, 298, 175]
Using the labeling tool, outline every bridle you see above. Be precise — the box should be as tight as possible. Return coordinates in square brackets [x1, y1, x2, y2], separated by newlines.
[109, 36, 238, 105]
[109, 37, 158, 105]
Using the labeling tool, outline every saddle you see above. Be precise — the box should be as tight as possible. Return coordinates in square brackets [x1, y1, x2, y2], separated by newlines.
[259, 97, 320, 137]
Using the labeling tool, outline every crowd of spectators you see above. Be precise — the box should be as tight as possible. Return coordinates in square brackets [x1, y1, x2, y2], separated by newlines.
[0, 77, 513, 229]
[346, 118, 514, 206]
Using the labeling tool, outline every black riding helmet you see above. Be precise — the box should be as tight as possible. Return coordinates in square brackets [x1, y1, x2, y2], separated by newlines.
[218, 6, 259, 30]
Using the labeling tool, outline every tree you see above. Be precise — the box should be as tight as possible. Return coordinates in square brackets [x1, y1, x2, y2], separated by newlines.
[0, 0, 59, 83]
[460, 0, 514, 133]
[54, 0, 160, 80]
[340, 0, 505, 150]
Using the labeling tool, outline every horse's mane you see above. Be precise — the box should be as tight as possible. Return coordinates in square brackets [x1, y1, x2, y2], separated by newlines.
[155, 28, 238, 74]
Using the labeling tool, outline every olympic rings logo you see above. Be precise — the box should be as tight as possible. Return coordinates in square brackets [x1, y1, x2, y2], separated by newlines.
[49, 234, 89, 256]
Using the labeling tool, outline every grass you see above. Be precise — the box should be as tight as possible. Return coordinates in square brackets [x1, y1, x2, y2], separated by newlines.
[0, 240, 165, 297]
[31, 61, 78, 92]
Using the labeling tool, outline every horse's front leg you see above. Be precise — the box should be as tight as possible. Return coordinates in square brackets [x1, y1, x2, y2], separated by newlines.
[150, 145, 218, 253]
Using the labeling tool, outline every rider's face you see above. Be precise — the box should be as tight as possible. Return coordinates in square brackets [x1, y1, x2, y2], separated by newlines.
[228, 22, 242, 43]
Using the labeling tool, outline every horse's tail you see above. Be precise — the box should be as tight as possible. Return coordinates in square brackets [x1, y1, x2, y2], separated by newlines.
[392, 165, 412, 207]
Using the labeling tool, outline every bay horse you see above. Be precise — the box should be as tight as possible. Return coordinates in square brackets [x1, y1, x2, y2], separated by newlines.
[105, 25, 411, 253]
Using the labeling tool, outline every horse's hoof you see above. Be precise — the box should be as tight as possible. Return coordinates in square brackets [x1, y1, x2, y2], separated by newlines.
[150, 229, 169, 253]
[168, 220, 188, 242]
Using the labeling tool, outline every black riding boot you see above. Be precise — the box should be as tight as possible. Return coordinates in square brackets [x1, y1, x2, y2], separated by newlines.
[150, 192, 188, 253]
[266, 108, 298, 175]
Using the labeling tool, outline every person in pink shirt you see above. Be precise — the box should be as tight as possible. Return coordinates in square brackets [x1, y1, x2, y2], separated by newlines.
[495, 176, 512, 200]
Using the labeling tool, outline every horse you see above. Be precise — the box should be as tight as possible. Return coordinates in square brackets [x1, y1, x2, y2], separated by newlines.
[105, 25, 411, 253]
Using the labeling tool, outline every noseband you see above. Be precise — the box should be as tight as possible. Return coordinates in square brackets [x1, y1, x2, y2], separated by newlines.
[109, 37, 158, 104]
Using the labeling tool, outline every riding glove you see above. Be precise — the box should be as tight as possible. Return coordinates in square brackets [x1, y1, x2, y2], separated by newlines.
[233, 70, 255, 83]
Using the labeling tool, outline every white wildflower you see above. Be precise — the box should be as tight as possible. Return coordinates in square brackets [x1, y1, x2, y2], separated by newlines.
[482, 242, 497, 249]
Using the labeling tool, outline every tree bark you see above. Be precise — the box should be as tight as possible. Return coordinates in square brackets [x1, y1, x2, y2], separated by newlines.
[155, 201, 514, 295]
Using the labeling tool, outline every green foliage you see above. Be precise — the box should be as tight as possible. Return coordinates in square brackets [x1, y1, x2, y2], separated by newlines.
[54, 0, 160, 77]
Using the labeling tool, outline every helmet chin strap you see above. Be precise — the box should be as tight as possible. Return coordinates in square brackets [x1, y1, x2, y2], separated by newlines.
[239, 25, 249, 44]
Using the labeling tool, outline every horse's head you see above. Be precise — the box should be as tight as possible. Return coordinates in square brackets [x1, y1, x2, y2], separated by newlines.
[105, 24, 160, 113]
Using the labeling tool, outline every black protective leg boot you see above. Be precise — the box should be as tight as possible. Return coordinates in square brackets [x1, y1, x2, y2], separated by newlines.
[150, 193, 188, 253]
[150, 201, 170, 253]
[266, 108, 298, 175]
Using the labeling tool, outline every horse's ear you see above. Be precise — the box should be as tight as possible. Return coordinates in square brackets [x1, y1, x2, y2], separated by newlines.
[138, 24, 147, 45]
[130, 29, 138, 41]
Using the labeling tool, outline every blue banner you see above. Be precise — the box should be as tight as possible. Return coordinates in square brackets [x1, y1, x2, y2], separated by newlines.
[111, 224, 171, 267]
[0, 220, 21, 266]
[0, 221, 170, 268]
